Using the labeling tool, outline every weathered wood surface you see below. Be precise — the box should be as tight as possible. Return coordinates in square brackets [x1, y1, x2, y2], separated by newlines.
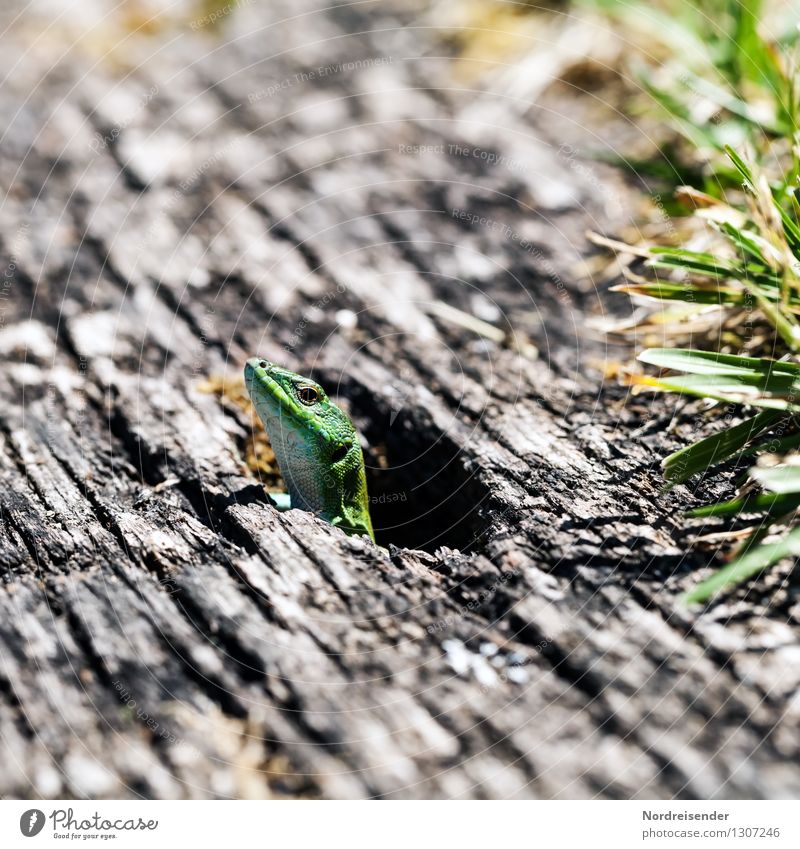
[0, 0, 798, 799]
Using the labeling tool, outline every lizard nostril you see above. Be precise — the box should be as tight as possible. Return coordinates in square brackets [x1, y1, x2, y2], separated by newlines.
[259, 360, 267, 368]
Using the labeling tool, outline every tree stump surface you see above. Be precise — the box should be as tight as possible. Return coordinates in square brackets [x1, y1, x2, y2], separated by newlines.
[0, 0, 798, 800]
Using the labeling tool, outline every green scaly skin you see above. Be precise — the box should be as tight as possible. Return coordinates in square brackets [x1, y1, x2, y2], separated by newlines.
[244, 358, 375, 541]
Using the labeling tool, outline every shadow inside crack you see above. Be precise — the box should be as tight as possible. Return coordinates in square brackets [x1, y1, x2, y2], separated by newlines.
[338, 378, 493, 554]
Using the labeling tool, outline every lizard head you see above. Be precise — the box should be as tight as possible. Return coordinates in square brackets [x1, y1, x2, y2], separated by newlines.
[244, 356, 360, 473]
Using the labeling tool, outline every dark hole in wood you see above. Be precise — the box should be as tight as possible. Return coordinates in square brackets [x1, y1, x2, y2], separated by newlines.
[337, 385, 491, 553]
[365, 432, 490, 553]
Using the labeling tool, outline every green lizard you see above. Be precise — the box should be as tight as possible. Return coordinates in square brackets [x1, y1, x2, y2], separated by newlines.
[244, 358, 375, 541]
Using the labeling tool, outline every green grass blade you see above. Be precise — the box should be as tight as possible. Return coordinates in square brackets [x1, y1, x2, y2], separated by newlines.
[648, 247, 739, 277]
[633, 374, 798, 409]
[616, 281, 747, 306]
[687, 489, 800, 518]
[662, 410, 784, 483]
[637, 348, 800, 376]
[725, 144, 755, 186]
[717, 221, 769, 265]
[684, 524, 800, 604]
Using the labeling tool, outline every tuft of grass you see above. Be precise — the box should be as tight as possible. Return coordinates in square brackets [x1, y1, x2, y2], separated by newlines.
[582, 0, 800, 189]
[616, 141, 800, 601]
[614, 145, 800, 345]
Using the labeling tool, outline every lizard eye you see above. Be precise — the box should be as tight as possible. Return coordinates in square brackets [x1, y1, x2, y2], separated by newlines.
[297, 385, 319, 405]
[258, 360, 267, 368]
